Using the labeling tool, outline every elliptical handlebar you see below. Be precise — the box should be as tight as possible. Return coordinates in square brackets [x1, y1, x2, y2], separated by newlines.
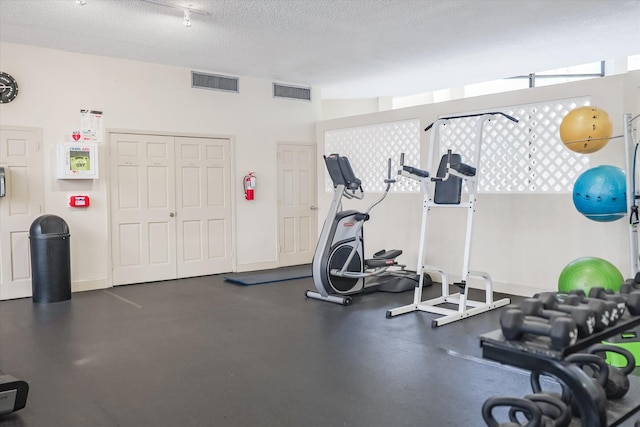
[384, 157, 396, 185]
[366, 157, 395, 214]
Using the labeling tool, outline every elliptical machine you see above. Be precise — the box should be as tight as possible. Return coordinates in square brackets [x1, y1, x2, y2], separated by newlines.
[306, 153, 422, 306]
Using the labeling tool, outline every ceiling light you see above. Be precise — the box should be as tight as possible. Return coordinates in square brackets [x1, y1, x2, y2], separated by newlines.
[76, 0, 86, 5]
[140, 0, 210, 26]
[141, 0, 209, 15]
[183, 10, 191, 27]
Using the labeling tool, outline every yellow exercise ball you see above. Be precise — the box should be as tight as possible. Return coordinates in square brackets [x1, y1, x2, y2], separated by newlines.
[559, 106, 613, 154]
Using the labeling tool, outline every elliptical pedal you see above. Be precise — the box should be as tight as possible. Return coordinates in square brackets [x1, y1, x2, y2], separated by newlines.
[372, 249, 402, 259]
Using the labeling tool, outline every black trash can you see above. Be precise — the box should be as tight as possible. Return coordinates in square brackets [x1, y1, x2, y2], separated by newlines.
[29, 215, 71, 303]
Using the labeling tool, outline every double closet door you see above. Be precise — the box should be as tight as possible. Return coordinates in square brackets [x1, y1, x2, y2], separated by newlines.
[110, 133, 232, 285]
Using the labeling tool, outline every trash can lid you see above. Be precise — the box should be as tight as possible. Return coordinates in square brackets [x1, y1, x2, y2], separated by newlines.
[29, 214, 70, 236]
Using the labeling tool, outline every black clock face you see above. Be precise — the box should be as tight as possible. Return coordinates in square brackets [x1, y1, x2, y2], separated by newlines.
[0, 72, 19, 104]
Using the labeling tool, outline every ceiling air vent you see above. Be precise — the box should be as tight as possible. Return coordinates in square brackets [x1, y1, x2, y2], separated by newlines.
[192, 71, 239, 93]
[273, 83, 311, 101]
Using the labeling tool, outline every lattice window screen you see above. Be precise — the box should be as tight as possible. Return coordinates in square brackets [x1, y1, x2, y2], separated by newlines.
[324, 119, 420, 192]
[439, 97, 591, 193]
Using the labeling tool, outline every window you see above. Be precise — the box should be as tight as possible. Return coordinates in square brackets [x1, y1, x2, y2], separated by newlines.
[629, 54, 640, 71]
[533, 62, 605, 88]
[464, 78, 529, 98]
[393, 58, 630, 109]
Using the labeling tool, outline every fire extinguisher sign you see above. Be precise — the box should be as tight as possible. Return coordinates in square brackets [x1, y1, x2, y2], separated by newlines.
[244, 172, 256, 200]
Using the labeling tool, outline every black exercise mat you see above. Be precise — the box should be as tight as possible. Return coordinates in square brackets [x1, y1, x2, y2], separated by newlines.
[224, 265, 311, 285]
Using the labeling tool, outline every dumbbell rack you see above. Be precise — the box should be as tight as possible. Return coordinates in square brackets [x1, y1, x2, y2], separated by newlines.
[480, 313, 640, 427]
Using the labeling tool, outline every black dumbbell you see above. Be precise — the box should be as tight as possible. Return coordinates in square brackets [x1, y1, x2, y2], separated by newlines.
[626, 293, 640, 316]
[617, 285, 640, 315]
[587, 287, 628, 318]
[500, 308, 578, 350]
[538, 293, 607, 331]
[513, 300, 566, 319]
[566, 290, 620, 330]
[523, 297, 596, 338]
[505, 303, 574, 336]
[505, 305, 567, 326]
[520, 299, 568, 319]
[482, 396, 543, 427]
[621, 283, 633, 293]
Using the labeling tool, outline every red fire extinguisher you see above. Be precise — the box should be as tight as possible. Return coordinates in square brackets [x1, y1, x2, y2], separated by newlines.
[244, 172, 256, 200]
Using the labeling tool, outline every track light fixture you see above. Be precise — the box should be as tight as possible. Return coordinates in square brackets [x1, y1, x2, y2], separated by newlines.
[183, 10, 191, 27]
[140, 0, 209, 27]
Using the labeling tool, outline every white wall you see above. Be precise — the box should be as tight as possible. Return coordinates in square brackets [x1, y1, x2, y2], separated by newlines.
[317, 71, 640, 296]
[2, 42, 637, 297]
[0, 42, 321, 291]
[321, 96, 393, 121]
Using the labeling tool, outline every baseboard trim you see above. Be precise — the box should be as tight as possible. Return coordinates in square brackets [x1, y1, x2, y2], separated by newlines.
[72, 279, 109, 293]
[431, 273, 555, 298]
[235, 260, 279, 273]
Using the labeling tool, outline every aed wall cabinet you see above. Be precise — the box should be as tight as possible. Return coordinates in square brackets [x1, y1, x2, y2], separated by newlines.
[57, 143, 99, 179]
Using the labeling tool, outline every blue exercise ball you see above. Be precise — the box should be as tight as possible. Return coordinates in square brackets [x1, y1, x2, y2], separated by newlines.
[573, 165, 626, 222]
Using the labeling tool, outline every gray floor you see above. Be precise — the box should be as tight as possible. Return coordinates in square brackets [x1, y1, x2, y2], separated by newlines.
[0, 272, 636, 426]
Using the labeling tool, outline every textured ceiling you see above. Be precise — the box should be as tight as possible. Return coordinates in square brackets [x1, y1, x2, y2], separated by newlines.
[0, 0, 639, 99]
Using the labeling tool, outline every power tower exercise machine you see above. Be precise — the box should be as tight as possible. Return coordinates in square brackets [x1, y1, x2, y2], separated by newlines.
[306, 154, 422, 306]
[386, 112, 516, 326]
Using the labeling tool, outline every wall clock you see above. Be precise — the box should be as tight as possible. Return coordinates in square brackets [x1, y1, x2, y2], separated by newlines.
[0, 72, 19, 104]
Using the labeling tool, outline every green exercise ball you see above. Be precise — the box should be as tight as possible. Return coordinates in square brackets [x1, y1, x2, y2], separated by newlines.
[558, 257, 623, 294]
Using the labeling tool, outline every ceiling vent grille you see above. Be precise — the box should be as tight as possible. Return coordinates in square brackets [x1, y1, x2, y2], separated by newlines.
[273, 83, 311, 101]
[192, 71, 239, 93]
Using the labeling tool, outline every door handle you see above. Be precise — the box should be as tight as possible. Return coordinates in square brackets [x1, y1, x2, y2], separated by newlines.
[169, 212, 175, 217]
[310, 206, 318, 210]
[0, 167, 5, 197]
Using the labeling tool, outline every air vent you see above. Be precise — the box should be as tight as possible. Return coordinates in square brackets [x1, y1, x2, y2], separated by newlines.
[192, 71, 239, 93]
[273, 83, 311, 101]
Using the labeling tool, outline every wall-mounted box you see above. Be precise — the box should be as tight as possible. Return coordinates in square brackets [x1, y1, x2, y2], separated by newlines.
[57, 143, 99, 179]
[69, 195, 91, 207]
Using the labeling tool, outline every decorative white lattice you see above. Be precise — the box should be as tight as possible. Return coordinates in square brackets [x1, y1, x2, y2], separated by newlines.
[324, 119, 420, 192]
[324, 98, 590, 194]
[438, 97, 591, 193]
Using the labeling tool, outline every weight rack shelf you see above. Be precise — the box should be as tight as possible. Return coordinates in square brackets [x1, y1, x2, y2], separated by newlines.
[479, 313, 640, 427]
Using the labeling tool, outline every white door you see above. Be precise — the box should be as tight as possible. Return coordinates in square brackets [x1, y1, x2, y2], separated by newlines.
[110, 133, 177, 285]
[175, 137, 232, 277]
[110, 133, 234, 286]
[0, 128, 43, 300]
[277, 143, 317, 267]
